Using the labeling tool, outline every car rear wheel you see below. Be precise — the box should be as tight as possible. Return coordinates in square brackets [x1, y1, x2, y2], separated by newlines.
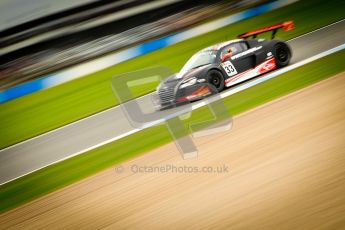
[207, 70, 225, 92]
[273, 43, 291, 68]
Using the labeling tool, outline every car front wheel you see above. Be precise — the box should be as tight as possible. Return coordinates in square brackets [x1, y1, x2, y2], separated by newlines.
[207, 70, 225, 92]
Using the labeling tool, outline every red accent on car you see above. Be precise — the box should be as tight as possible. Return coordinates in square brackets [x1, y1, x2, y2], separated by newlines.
[191, 85, 211, 97]
[176, 97, 188, 103]
[221, 52, 233, 62]
[225, 58, 276, 86]
[258, 58, 276, 74]
[177, 85, 212, 103]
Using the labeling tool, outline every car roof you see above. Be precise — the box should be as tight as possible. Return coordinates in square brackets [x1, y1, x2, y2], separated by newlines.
[201, 39, 244, 52]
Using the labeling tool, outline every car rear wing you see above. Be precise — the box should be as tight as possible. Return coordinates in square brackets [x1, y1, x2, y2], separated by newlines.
[238, 20, 295, 39]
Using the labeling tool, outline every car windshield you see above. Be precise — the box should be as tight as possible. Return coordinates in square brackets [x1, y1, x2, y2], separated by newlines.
[180, 51, 217, 73]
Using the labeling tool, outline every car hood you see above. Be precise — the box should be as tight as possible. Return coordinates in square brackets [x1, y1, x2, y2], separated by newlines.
[164, 64, 211, 84]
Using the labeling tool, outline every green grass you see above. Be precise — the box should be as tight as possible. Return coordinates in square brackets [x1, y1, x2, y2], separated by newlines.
[1, 49, 345, 213]
[0, 0, 345, 149]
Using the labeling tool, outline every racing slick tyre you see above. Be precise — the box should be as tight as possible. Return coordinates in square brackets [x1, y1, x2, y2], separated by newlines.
[207, 70, 225, 92]
[273, 43, 291, 68]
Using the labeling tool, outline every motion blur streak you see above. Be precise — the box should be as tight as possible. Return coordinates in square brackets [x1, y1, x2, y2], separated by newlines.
[1, 73, 344, 229]
[0, 0, 297, 103]
[1, 20, 345, 185]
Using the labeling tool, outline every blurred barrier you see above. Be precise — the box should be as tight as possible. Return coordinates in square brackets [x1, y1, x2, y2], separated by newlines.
[0, 0, 298, 103]
[0, 2, 230, 89]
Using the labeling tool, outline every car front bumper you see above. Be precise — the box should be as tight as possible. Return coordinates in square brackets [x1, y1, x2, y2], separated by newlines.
[154, 83, 217, 110]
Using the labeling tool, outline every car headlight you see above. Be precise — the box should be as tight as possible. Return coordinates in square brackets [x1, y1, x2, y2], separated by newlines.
[179, 78, 197, 89]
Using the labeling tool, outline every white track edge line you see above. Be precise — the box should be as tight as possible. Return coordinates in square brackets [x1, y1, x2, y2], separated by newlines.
[288, 18, 345, 41]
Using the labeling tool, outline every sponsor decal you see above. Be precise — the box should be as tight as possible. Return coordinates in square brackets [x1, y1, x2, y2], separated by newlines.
[221, 61, 238, 76]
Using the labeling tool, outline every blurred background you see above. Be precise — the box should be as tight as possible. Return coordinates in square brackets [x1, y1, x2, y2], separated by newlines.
[0, 0, 267, 90]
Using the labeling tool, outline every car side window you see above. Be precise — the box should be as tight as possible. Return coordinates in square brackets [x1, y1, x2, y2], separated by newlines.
[220, 42, 248, 58]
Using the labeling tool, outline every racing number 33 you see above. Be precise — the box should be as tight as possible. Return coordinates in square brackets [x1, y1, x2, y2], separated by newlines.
[222, 61, 237, 76]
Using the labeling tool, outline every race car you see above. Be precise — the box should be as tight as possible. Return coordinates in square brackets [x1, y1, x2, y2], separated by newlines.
[155, 21, 294, 110]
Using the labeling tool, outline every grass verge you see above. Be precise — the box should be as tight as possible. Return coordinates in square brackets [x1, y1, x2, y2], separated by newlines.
[1, 0, 345, 148]
[1, 49, 345, 213]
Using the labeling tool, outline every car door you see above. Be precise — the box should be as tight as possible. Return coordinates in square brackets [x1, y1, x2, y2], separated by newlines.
[219, 41, 256, 79]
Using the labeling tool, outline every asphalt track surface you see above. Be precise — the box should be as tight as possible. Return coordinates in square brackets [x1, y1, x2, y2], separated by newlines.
[1, 72, 344, 229]
[1, 20, 345, 184]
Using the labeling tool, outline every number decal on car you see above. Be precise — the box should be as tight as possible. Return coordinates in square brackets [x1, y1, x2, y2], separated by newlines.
[221, 61, 238, 76]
